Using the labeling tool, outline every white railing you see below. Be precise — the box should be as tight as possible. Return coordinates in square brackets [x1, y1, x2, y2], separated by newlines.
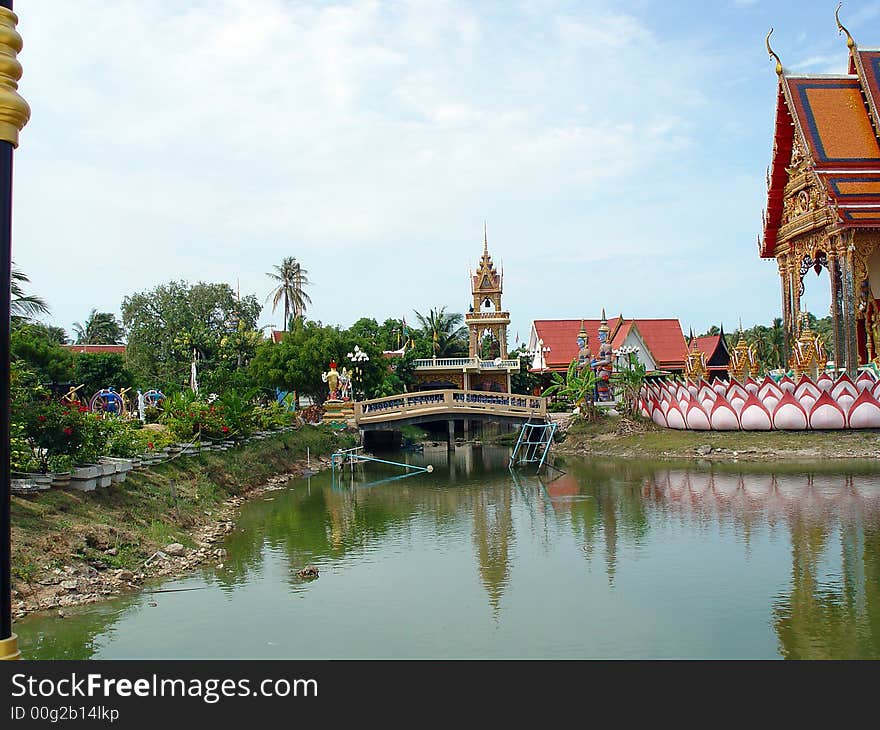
[414, 358, 472, 368]
[413, 357, 519, 370]
[465, 311, 510, 320]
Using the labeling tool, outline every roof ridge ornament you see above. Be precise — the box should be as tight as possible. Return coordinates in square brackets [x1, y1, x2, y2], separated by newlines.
[836, 3, 856, 50]
[766, 28, 783, 76]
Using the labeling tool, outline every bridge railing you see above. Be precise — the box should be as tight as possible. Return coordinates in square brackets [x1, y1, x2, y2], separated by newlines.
[354, 389, 546, 424]
[412, 357, 520, 369]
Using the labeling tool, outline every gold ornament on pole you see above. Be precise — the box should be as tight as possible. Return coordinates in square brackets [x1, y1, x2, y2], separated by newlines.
[0, 2, 27, 661]
[0, 7, 29, 147]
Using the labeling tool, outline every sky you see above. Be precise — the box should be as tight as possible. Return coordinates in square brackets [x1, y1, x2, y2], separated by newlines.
[12, 0, 880, 346]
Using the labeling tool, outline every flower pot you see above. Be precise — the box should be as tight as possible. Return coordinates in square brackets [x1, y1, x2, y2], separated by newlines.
[11, 477, 41, 495]
[51, 472, 72, 488]
[70, 477, 97, 492]
[72, 465, 101, 480]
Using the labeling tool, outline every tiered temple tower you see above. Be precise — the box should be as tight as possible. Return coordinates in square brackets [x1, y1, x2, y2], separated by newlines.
[466, 228, 510, 360]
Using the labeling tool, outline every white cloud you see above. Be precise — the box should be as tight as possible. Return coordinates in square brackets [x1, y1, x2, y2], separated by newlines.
[11, 0, 754, 340]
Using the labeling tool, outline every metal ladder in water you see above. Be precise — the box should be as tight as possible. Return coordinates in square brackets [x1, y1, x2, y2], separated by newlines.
[509, 421, 557, 471]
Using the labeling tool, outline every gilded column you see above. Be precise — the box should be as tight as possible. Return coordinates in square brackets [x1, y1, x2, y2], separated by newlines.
[0, 0, 29, 662]
[839, 234, 859, 376]
[828, 242, 843, 372]
[778, 254, 792, 367]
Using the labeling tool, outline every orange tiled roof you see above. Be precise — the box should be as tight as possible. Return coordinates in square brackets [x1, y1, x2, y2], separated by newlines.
[761, 46, 880, 257]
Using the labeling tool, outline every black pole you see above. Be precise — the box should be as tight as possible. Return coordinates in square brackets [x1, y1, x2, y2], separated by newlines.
[1, 0, 16, 646]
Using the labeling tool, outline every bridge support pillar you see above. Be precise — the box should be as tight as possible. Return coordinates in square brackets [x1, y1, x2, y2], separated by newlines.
[447, 419, 455, 449]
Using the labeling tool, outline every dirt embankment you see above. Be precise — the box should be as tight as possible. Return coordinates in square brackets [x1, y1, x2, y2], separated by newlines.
[11, 426, 353, 621]
[552, 414, 880, 462]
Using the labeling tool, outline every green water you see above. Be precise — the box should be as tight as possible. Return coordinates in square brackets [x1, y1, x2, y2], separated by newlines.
[16, 445, 880, 659]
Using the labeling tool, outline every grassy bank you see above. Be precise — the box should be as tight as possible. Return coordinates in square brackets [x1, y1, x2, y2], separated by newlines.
[11, 425, 354, 617]
[557, 415, 880, 461]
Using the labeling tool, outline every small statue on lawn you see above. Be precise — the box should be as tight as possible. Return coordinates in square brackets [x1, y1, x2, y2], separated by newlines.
[338, 367, 352, 401]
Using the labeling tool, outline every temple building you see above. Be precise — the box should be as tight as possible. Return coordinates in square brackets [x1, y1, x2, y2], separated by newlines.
[760, 16, 880, 375]
[412, 232, 520, 392]
[688, 329, 731, 380]
[528, 316, 688, 377]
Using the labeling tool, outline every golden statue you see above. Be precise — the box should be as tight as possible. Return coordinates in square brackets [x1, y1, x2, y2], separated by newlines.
[322, 360, 341, 399]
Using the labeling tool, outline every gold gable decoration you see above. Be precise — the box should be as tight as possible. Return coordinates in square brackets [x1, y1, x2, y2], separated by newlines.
[684, 335, 708, 382]
[788, 313, 827, 380]
[729, 331, 761, 381]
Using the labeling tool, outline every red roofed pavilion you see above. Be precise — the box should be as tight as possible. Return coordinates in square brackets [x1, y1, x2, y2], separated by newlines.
[528, 315, 687, 375]
[760, 16, 880, 374]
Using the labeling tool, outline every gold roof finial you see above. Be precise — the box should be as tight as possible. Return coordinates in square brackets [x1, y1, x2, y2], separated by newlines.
[483, 221, 488, 256]
[836, 3, 855, 50]
[0, 7, 30, 147]
[766, 28, 783, 76]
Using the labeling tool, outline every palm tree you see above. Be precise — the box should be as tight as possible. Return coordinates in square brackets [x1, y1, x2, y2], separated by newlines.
[414, 307, 468, 357]
[72, 309, 125, 344]
[10, 263, 49, 322]
[266, 257, 312, 330]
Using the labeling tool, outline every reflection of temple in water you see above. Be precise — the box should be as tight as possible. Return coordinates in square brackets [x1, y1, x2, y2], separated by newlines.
[642, 467, 880, 658]
[472, 486, 514, 615]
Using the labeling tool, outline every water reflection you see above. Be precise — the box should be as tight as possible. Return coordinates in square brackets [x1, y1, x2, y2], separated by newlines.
[16, 447, 880, 659]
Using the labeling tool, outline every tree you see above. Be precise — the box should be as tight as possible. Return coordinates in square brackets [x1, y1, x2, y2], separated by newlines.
[73, 353, 135, 397]
[414, 307, 468, 357]
[11, 263, 49, 322]
[542, 360, 598, 420]
[73, 309, 125, 344]
[10, 324, 75, 384]
[249, 320, 343, 403]
[121, 280, 261, 389]
[266, 257, 312, 331]
[510, 344, 538, 395]
[613, 352, 647, 417]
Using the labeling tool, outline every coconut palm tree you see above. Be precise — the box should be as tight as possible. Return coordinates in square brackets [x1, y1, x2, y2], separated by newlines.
[72, 309, 125, 344]
[414, 307, 468, 357]
[10, 263, 49, 322]
[266, 257, 312, 330]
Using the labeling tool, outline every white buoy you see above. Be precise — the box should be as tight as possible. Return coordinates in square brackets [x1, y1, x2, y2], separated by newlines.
[426, 465, 434, 472]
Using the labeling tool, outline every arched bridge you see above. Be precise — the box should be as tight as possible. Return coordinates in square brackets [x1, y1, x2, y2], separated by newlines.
[354, 389, 547, 434]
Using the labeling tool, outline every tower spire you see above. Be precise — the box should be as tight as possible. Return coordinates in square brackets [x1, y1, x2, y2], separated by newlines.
[483, 221, 488, 256]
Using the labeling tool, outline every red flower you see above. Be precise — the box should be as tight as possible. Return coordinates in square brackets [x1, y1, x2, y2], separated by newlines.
[37, 415, 46, 423]
[148, 442, 154, 450]
[63, 427, 73, 436]
[222, 426, 230, 433]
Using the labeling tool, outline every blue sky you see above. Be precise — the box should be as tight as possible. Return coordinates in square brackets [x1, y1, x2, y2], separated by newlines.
[13, 0, 880, 344]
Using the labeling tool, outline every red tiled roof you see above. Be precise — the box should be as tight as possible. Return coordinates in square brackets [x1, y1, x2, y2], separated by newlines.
[691, 335, 722, 358]
[532, 317, 686, 370]
[271, 330, 285, 343]
[63, 344, 126, 355]
[632, 319, 687, 367]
